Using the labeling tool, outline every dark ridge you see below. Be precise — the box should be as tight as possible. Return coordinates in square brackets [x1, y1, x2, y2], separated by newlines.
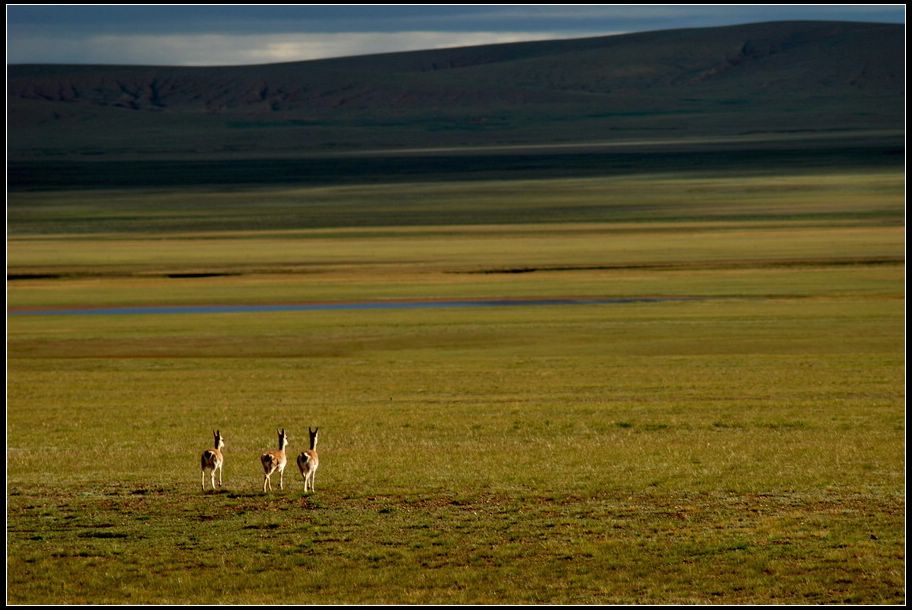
[7, 21, 903, 173]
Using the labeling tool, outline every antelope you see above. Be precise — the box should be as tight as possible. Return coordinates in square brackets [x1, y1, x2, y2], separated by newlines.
[260, 428, 289, 492]
[297, 427, 320, 493]
[200, 430, 225, 492]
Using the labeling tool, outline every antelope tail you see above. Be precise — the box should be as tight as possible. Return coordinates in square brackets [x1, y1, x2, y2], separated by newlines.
[201, 450, 215, 468]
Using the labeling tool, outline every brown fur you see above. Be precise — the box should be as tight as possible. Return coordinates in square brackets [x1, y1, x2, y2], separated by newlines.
[297, 427, 320, 493]
[261, 428, 289, 492]
[200, 430, 225, 492]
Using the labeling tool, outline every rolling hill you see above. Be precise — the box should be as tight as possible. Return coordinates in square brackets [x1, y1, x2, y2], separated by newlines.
[6, 20, 905, 187]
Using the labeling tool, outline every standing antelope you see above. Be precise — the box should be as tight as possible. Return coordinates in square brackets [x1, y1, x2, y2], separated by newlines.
[200, 430, 225, 492]
[297, 427, 320, 492]
[260, 428, 289, 492]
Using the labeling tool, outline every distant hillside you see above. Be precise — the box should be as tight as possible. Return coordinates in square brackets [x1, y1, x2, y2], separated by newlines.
[7, 20, 904, 162]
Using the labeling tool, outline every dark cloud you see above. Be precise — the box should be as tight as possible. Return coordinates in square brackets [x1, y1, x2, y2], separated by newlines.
[7, 5, 905, 65]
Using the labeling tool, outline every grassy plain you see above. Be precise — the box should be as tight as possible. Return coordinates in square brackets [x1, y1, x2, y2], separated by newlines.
[6, 169, 906, 603]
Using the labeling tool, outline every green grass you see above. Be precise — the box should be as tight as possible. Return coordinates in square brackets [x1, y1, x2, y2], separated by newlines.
[6, 169, 905, 603]
[7, 301, 905, 603]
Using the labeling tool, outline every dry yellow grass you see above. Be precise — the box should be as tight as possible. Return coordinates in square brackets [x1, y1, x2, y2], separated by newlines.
[6, 170, 905, 603]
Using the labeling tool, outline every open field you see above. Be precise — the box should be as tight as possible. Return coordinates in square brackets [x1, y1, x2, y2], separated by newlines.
[6, 168, 906, 603]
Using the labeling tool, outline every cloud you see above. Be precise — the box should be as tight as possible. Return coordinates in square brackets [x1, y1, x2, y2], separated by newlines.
[7, 5, 903, 65]
[8, 31, 603, 66]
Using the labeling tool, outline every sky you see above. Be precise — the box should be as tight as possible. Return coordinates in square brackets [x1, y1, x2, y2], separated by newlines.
[6, 5, 906, 66]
